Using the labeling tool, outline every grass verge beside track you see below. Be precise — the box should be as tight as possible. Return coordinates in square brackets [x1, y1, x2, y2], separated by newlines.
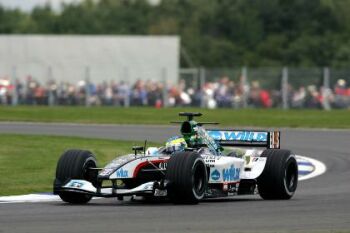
[0, 134, 159, 196]
[0, 106, 349, 128]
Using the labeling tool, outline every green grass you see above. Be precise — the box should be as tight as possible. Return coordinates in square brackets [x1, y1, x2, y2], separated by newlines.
[0, 134, 160, 196]
[0, 106, 349, 128]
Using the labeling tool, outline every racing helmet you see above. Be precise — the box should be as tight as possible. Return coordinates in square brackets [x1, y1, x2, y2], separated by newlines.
[165, 136, 187, 154]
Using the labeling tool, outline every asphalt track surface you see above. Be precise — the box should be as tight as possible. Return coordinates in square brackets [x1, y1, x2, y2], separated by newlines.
[0, 122, 350, 233]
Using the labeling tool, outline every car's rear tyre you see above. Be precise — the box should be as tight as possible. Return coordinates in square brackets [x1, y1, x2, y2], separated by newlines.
[257, 149, 298, 200]
[166, 151, 207, 204]
[54, 149, 97, 204]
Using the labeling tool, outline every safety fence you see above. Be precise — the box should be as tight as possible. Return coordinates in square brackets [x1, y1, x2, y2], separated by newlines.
[1, 66, 350, 109]
[180, 67, 350, 110]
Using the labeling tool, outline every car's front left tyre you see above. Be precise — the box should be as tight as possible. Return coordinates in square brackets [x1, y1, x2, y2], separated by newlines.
[166, 151, 207, 204]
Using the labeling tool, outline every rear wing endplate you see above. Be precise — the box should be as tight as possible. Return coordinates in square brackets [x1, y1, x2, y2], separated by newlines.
[207, 129, 280, 149]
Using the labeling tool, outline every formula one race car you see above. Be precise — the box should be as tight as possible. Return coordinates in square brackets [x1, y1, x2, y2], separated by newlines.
[53, 112, 298, 204]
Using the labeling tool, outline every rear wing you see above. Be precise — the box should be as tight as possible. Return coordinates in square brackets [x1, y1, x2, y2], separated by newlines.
[207, 129, 280, 149]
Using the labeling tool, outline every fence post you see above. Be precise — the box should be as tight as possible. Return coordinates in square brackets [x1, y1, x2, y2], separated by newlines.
[281, 67, 289, 110]
[121, 67, 130, 107]
[85, 66, 91, 107]
[322, 67, 331, 110]
[162, 67, 168, 107]
[241, 67, 248, 108]
[199, 67, 206, 108]
[47, 66, 54, 106]
[194, 68, 199, 91]
[11, 66, 18, 106]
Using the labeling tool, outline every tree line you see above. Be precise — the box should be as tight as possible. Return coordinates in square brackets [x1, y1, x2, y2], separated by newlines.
[1, 0, 350, 68]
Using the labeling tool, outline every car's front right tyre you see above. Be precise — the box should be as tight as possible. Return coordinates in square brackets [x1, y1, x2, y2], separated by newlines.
[54, 149, 97, 204]
[257, 149, 298, 200]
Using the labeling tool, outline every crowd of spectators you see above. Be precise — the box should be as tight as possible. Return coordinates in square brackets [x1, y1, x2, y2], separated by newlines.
[287, 79, 350, 109]
[0, 75, 350, 109]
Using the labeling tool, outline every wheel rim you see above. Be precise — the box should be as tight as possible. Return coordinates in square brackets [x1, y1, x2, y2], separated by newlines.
[285, 160, 298, 193]
[192, 161, 206, 198]
[83, 158, 97, 183]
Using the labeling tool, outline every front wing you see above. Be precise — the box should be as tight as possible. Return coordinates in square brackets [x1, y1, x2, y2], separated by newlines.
[57, 179, 163, 197]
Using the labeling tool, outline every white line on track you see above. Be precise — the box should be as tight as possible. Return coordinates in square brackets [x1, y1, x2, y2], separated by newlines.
[298, 165, 315, 172]
[296, 155, 327, 181]
[0, 194, 61, 204]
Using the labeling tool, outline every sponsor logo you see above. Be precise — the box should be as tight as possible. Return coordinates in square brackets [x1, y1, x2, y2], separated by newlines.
[222, 165, 240, 181]
[205, 159, 216, 163]
[252, 157, 265, 162]
[99, 168, 114, 176]
[69, 181, 84, 188]
[211, 169, 220, 181]
[116, 168, 128, 178]
[204, 155, 216, 160]
[204, 155, 216, 164]
[223, 183, 228, 191]
[208, 131, 222, 140]
[158, 162, 167, 169]
[208, 131, 267, 142]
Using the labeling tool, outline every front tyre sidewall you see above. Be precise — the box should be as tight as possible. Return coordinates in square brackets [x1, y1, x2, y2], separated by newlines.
[283, 155, 298, 196]
[191, 157, 207, 200]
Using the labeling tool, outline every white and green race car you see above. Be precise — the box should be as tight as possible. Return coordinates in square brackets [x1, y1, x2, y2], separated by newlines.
[54, 112, 298, 204]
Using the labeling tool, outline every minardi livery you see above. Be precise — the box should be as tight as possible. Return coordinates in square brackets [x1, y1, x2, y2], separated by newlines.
[54, 112, 298, 204]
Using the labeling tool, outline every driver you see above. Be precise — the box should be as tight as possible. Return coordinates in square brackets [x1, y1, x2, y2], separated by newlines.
[165, 136, 187, 154]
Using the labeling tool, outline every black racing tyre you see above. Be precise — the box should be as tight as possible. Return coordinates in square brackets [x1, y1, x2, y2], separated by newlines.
[166, 151, 207, 204]
[54, 149, 97, 204]
[257, 149, 298, 200]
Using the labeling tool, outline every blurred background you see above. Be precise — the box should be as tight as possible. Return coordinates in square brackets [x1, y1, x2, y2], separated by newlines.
[1, 0, 350, 110]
